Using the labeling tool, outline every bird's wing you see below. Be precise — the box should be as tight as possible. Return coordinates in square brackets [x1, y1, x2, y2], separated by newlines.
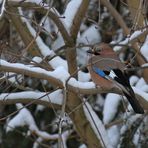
[93, 66, 144, 114]
[90, 56, 124, 71]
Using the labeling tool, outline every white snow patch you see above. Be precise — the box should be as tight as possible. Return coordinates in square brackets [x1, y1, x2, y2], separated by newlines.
[79, 144, 87, 148]
[135, 78, 147, 88]
[49, 56, 68, 70]
[140, 35, 148, 60]
[78, 71, 90, 82]
[0, 89, 63, 105]
[113, 29, 147, 51]
[133, 87, 148, 102]
[107, 125, 120, 147]
[6, 107, 59, 140]
[32, 56, 42, 63]
[6, 107, 38, 132]
[129, 75, 139, 86]
[77, 25, 101, 65]
[103, 93, 122, 124]
[83, 101, 112, 148]
[79, 25, 101, 44]
[0, 59, 69, 85]
[63, 0, 83, 32]
[68, 78, 95, 89]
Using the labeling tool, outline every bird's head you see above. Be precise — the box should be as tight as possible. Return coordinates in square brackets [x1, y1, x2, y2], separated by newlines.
[87, 43, 114, 56]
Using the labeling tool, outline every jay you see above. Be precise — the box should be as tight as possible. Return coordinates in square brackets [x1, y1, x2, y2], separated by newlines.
[87, 43, 144, 114]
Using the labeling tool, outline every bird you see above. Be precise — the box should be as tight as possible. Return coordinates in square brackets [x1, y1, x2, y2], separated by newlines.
[87, 43, 144, 114]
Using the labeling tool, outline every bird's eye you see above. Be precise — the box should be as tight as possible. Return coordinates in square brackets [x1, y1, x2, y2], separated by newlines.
[95, 47, 102, 52]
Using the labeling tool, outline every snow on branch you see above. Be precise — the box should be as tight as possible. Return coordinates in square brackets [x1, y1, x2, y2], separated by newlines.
[10, 0, 47, 6]
[6, 104, 59, 140]
[0, 0, 6, 19]
[0, 60, 147, 110]
[63, 0, 83, 33]
[83, 101, 112, 148]
[52, 0, 83, 49]
[113, 29, 148, 51]
[18, 7, 69, 69]
[103, 93, 122, 124]
[18, 7, 54, 57]
[0, 89, 63, 106]
[6, 103, 72, 148]
[133, 87, 148, 102]
[0, 59, 69, 86]
[0, 59, 107, 94]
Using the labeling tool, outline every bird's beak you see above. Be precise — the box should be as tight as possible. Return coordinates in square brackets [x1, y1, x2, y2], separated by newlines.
[87, 49, 100, 55]
[87, 49, 94, 54]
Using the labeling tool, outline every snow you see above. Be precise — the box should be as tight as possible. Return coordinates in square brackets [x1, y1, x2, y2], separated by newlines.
[142, 63, 148, 67]
[140, 85, 148, 92]
[51, 114, 72, 132]
[94, 95, 105, 111]
[52, 0, 83, 49]
[5, 72, 23, 84]
[140, 35, 148, 60]
[40, 16, 52, 33]
[18, 5, 68, 70]
[77, 25, 101, 65]
[6, 107, 73, 148]
[6, 106, 59, 140]
[79, 144, 87, 148]
[49, 56, 68, 70]
[68, 78, 95, 89]
[61, 130, 73, 148]
[50, 66, 70, 84]
[120, 114, 141, 135]
[113, 29, 147, 51]
[83, 101, 112, 148]
[78, 71, 90, 82]
[11, 0, 45, 5]
[36, 105, 45, 112]
[63, 0, 83, 32]
[0, 89, 63, 105]
[31, 56, 42, 63]
[51, 33, 65, 50]
[107, 125, 120, 147]
[135, 78, 147, 88]
[129, 75, 139, 86]
[18, 8, 54, 57]
[133, 129, 140, 146]
[33, 137, 43, 148]
[103, 93, 122, 124]
[133, 87, 148, 102]
[79, 25, 101, 44]
[0, 0, 6, 19]
[0, 59, 70, 85]
[130, 76, 148, 92]
[6, 107, 38, 132]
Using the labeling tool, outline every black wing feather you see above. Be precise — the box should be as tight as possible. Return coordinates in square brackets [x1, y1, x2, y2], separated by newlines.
[111, 69, 144, 114]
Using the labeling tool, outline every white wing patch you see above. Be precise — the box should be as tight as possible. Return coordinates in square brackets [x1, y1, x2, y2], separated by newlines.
[108, 70, 117, 79]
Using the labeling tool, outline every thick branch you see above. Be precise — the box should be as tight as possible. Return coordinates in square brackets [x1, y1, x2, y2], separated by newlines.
[7, 7, 41, 56]
[70, 0, 89, 41]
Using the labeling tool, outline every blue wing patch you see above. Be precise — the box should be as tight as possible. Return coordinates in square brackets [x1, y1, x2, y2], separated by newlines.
[93, 66, 106, 78]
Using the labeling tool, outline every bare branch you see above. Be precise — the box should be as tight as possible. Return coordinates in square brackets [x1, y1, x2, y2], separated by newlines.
[7, 1, 73, 45]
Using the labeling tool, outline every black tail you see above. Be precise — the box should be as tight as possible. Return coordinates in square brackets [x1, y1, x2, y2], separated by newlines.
[123, 92, 144, 114]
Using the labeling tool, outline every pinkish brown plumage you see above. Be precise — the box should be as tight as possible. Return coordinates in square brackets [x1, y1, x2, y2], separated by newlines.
[87, 43, 144, 114]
